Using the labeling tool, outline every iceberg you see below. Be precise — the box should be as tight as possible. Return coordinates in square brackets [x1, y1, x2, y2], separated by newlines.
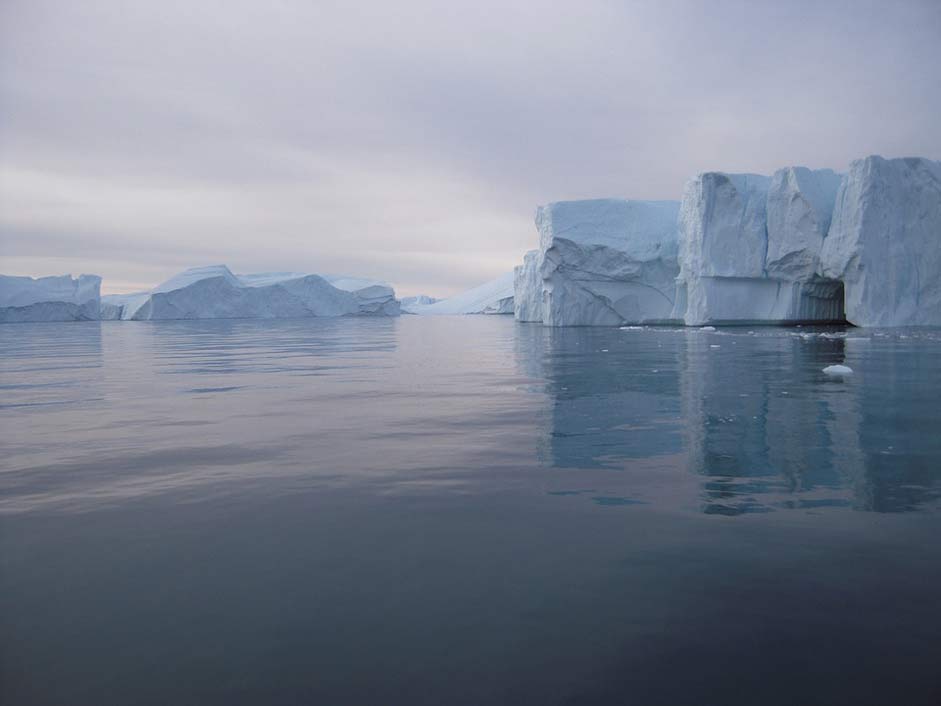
[820, 156, 941, 327]
[0, 274, 101, 322]
[400, 295, 440, 310]
[518, 199, 681, 326]
[675, 169, 845, 325]
[407, 272, 514, 315]
[102, 265, 399, 320]
[240, 272, 400, 316]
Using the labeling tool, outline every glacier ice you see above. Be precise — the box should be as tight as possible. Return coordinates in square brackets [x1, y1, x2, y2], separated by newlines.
[513, 250, 544, 323]
[101, 265, 399, 320]
[407, 272, 514, 315]
[820, 156, 941, 327]
[674, 169, 846, 325]
[516, 199, 681, 326]
[515, 153, 938, 328]
[766, 167, 842, 280]
[400, 295, 440, 309]
[0, 274, 101, 322]
[240, 271, 400, 316]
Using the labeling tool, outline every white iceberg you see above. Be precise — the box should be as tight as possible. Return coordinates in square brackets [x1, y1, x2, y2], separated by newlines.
[0, 274, 101, 322]
[240, 272, 400, 316]
[822, 364, 853, 376]
[400, 295, 440, 310]
[820, 156, 941, 326]
[675, 169, 845, 325]
[101, 265, 399, 320]
[517, 199, 681, 326]
[407, 272, 514, 315]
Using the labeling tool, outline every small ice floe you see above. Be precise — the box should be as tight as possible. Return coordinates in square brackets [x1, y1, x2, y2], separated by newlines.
[823, 364, 853, 377]
[700, 326, 716, 332]
[620, 325, 644, 330]
[601, 349, 609, 352]
[709, 344, 721, 348]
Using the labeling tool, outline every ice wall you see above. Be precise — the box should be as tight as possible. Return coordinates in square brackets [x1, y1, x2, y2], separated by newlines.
[820, 156, 941, 326]
[0, 274, 102, 322]
[525, 199, 681, 326]
[674, 169, 845, 325]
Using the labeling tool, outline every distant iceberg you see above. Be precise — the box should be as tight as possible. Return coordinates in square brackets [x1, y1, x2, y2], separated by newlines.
[400, 295, 440, 309]
[100, 265, 400, 320]
[0, 274, 101, 322]
[406, 272, 514, 315]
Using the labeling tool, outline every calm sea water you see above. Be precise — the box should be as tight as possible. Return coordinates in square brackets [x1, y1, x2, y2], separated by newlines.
[2, 316, 941, 705]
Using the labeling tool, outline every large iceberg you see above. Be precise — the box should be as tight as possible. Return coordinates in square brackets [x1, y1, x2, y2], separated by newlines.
[406, 272, 514, 315]
[820, 156, 941, 327]
[0, 274, 101, 322]
[674, 169, 845, 325]
[101, 265, 400, 320]
[516, 199, 681, 326]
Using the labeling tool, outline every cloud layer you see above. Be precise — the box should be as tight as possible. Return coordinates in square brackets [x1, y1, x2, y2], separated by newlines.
[2, 0, 939, 295]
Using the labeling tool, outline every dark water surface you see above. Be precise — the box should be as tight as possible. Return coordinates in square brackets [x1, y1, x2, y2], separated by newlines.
[2, 316, 941, 705]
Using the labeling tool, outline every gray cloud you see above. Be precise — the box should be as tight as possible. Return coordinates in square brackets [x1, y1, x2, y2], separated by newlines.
[1, 0, 939, 295]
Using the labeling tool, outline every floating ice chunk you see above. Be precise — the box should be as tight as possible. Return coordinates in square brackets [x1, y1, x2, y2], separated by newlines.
[822, 364, 853, 376]
[408, 272, 514, 315]
[700, 326, 716, 331]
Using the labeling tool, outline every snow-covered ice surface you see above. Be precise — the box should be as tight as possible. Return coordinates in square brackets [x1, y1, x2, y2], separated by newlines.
[821, 156, 941, 327]
[407, 272, 514, 315]
[0, 274, 102, 322]
[519, 199, 681, 326]
[103, 265, 399, 320]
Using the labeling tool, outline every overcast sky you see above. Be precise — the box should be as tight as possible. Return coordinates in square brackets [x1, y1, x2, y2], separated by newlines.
[1, 0, 939, 296]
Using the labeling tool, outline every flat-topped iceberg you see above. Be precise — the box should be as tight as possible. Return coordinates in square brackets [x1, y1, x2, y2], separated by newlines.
[674, 168, 846, 325]
[515, 153, 938, 328]
[407, 272, 514, 315]
[821, 156, 941, 327]
[515, 199, 681, 326]
[101, 265, 400, 320]
[0, 274, 101, 322]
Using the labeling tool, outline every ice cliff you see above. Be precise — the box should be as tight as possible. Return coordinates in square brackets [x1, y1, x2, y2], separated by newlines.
[516, 155, 939, 328]
[674, 169, 845, 325]
[100, 265, 400, 320]
[820, 156, 941, 327]
[513, 199, 681, 325]
[406, 272, 514, 315]
[0, 274, 101, 322]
